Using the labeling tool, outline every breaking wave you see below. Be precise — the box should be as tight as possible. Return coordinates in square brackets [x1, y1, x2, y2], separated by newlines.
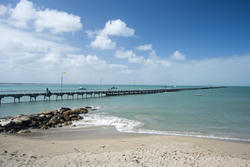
[70, 106, 250, 143]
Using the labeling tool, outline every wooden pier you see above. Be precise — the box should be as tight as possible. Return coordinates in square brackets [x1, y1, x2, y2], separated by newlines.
[0, 86, 226, 104]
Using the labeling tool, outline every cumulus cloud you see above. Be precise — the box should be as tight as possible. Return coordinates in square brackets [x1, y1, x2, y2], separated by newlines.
[9, 0, 35, 28]
[1, 1, 249, 85]
[0, 5, 8, 16]
[0, 23, 129, 82]
[90, 34, 116, 50]
[35, 9, 82, 33]
[114, 48, 172, 68]
[170, 50, 186, 61]
[90, 19, 134, 50]
[1, 0, 82, 33]
[115, 49, 144, 63]
[103, 19, 134, 37]
[135, 44, 152, 51]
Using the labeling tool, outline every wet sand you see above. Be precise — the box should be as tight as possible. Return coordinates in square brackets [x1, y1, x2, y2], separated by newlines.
[0, 127, 250, 167]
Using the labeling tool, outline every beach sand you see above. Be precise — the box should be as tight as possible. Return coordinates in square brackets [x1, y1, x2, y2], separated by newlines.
[0, 127, 250, 167]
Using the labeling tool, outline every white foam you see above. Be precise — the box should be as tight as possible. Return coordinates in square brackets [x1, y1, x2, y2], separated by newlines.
[71, 113, 143, 133]
[89, 106, 101, 110]
[69, 107, 250, 143]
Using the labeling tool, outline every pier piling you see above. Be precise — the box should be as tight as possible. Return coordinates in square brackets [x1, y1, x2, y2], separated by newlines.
[0, 86, 226, 104]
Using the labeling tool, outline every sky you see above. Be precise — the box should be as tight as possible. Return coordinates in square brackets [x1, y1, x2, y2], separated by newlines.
[0, 0, 250, 85]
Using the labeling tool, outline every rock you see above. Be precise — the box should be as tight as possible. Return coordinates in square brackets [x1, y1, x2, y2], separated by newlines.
[45, 114, 52, 119]
[0, 106, 87, 133]
[39, 114, 45, 118]
[0, 119, 14, 127]
[85, 106, 97, 111]
[8, 129, 16, 134]
[74, 108, 88, 114]
[48, 116, 60, 125]
[85, 106, 92, 110]
[0, 126, 5, 133]
[51, 110, 59, 115]
[29, 114, 42, 121]
[63, 114, 70, 122]
[40, 125, 48, 129]
[41, 110, 53, 115]
[69, 114, 78, 119]
[17, 129, 31, 134]
[14, 114, 25, 118]
[63, 121, 72, 126]
[66, 110, 79, 115]
[30, 120, 39, 127]
[71, 116, 83, 121]
[59, 107, 71, 113]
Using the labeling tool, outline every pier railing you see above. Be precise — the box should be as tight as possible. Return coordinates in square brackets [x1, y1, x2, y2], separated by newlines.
[0, 86, 226, 104]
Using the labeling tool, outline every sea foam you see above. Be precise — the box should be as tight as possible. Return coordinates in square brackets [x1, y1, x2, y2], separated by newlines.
[70, 106, 250, 143]
[71, 110, 142, 133]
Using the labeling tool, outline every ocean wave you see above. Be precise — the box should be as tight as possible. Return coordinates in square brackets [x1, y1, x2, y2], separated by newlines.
[70, 108, 250, 143]
[71, 113, 143, 133]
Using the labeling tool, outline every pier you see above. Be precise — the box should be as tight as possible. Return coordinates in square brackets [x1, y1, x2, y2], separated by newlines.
[0, 86, 226, 104]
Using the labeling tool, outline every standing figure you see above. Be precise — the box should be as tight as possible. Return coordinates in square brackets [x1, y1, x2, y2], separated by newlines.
[46, 88, 51, 96]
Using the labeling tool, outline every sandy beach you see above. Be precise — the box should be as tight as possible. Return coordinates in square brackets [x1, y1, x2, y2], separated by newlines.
[0, 127, 250, 167]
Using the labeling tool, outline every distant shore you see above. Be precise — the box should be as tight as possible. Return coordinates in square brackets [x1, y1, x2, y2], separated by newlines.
[0, 127, 250, 167]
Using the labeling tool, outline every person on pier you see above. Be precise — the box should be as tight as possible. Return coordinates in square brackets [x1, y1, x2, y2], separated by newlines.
[46, 88, 52, 96]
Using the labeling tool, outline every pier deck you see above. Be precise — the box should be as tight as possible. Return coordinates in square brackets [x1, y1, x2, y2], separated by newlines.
[0, 86, 226, 104]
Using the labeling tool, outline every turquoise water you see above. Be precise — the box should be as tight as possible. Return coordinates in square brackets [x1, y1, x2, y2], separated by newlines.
[0, 84, 250, 142]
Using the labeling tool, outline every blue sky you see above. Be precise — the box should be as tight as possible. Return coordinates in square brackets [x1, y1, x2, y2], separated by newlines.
[0, 0, 250, 85]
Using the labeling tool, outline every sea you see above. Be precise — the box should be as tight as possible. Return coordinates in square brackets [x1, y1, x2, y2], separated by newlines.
[0, 83, 250, 142]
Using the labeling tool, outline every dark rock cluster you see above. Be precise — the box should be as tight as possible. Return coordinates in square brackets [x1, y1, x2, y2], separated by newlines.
[0, 106, 94, 134]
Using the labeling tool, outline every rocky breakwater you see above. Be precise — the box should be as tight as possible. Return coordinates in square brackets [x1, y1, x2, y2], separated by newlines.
[0, 106, 95, 134]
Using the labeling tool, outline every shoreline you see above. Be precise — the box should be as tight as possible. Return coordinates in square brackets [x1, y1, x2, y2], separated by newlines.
[1, 127, 250, 166]
[24, 125, 250, 144]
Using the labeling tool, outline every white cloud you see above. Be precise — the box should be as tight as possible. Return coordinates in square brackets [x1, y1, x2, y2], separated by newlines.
[41, 53, 61, 64]
[1, 23, 250, 85]
[1, 0, 82, 33]
[145, 57, 171, 67]
[166, 55, 250, 86]
[90, 19, 134, 50]
[1, 1, 249, 86]
[103, 19, 134, 37]
[0, 5, 8, 16]
[135, 44, 152, 51]
[109, 64, 128, 70]
[90, 34, 116, 50]
[114, 48, 171, 67]
[170, 50, 186, 61]
[85, 30, 98, 38]
[115, 49, 144, 63]
[10, 0, 35, 28]
[0, 24, 77, 56]
[0, 23, 130, 83]
[35, 9, 82, 33]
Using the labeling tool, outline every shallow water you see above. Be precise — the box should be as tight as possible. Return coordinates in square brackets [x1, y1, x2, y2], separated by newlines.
[0, 84, 250, 142]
